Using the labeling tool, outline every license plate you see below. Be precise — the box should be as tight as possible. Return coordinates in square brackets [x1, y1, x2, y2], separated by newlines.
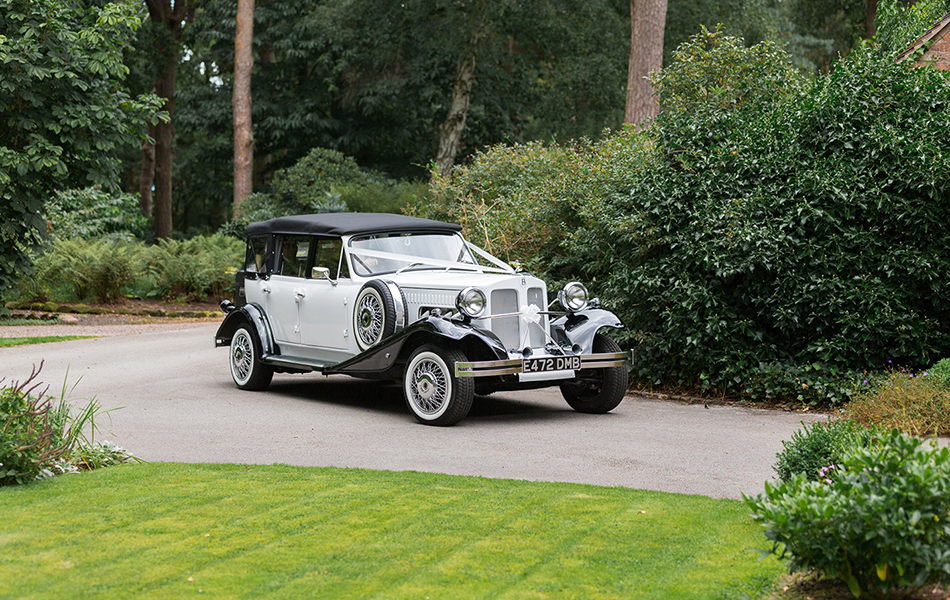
[522, 355, 581, 373]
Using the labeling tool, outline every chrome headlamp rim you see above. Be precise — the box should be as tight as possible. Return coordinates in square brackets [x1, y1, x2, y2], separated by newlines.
[558, 281, 589, 313]
[456, 286, 487, 319]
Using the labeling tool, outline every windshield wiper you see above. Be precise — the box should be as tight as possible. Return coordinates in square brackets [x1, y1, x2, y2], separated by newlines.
[395, 262, 425, 274]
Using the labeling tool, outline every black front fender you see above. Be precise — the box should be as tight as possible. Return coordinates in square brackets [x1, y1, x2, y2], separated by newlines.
[326, 315, 508, 375]
[550, 308, 624, 354]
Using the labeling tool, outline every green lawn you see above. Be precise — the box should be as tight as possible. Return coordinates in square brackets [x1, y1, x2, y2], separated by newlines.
[0, 335, 91, 347]
[0, 463, 783, 599]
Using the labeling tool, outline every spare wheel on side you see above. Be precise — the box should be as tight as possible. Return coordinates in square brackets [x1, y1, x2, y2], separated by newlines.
[354, 279, 408, 351]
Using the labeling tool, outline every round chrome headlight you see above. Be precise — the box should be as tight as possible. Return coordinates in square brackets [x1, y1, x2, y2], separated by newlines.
[456, 287, 487, 318]
[558, 282, 589, 313]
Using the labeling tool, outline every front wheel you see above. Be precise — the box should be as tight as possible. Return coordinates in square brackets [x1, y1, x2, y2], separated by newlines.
[403, 345, 474, 426]
[560, 333, 628, 414]
[229, 326, 274, 391]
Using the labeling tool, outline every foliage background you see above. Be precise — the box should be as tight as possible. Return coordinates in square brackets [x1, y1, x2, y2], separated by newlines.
[428, 30, 950, 404]
[0, 0, 162, 304]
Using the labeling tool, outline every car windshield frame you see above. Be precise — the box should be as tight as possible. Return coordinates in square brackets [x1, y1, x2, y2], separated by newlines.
[347, 232, 512, 277]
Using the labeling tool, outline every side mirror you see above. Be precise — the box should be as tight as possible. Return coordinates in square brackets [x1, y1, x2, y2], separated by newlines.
[312, 266, 337, 285]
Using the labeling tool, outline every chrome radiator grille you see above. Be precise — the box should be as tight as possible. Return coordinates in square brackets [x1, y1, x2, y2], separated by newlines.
[489, 287, 545, 350]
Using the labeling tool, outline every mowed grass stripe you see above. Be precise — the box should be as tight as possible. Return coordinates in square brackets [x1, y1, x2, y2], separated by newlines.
[0, 335, 91, 347]
[0, 463, 782, 599]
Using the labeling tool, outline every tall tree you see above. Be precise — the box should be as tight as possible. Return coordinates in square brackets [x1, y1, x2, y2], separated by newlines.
[435, 2, 490, 178]
[625, 0, 668, 129]
[144, 0, 194, 240]
[233, 0, 254, 212]
[155, 0, 627, 230]
[0, 0, 162, 305]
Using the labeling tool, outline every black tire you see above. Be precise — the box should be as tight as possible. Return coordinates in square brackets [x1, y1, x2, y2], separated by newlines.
[229, 325, 274, 391]
[403, 344, 474, 426]
[354, 279, 408, 351]
[560, 333, 628, 414]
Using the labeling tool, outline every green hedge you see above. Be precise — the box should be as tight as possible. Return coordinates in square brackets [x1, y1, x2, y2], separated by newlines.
[580, 38, 950, 403]
[434, 32, 950, 405]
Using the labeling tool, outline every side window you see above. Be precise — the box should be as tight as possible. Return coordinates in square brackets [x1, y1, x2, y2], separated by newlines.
[244, 236, 268, 274]
[313, 238, 349, 279]
[278, 235, 311, 278]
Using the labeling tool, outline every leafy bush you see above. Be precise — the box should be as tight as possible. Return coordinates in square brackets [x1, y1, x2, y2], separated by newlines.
[773, 420, 879, 483]
[876, 0, 950, 55]
[1, 364, 133, 486]
[1, 366, 59, 485]
[138, 234, 243, 301]
[33, 239, 135, 303]
[270, 147, 370, 210]
[414, 132, 650, 288]
[578, 38, 950, 403]
[45, 187, 150, 242]
[928, 358, 950, 390]
[842, 368, 950, 436]
[15, 235, 242, 304]
[746, 429, 950, 597]
[648, 25, 807, 117]
[429, 31, 950, 405]
[222, 147, 429, 237]
[341, 179, 430, 216]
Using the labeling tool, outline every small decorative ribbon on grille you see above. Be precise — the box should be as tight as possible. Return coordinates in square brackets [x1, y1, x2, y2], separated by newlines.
[519, 304, 541, 325]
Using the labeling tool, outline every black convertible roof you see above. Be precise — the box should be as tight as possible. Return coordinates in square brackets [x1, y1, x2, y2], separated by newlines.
[246, 213, 462, 237]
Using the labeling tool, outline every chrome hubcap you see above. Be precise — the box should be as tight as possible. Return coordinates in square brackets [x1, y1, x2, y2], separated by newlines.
[415, 373, 437, 401]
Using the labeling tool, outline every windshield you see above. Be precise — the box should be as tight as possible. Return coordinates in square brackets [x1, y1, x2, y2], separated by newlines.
[348, 232, 490, 276]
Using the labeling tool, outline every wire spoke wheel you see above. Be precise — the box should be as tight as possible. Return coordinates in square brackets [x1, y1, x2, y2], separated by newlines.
[354, 280, 406, 351]
[229, 326, 273, 391]
[408, 357, 449, 415]
[403, 345, 474, 426]
[231, 330, 254, 383]
[356, 291, 384, 347]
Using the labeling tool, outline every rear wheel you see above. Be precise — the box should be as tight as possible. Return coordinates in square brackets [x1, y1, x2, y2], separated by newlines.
[403, 344, 474, 426]
[560, 333, 627, 414]
[229, 326, 274, 391]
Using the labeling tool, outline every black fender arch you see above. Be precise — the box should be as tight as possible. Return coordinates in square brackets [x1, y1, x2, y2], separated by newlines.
[326, 315, 508, 376]
[214, 302, 279, 358]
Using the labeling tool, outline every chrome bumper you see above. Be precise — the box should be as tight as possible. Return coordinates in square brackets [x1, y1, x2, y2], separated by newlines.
[454, 351, 631, 378]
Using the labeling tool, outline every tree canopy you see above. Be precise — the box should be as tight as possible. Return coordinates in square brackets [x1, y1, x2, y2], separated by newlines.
[0, 0, 163, 301]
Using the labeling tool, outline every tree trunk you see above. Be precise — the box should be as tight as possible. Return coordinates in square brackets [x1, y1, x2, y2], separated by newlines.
[625, 0, 668, 130]
[435, 50, 477, 179]
[145, 0, 191, 241]
[153, 52, 176, 241]
[139, 122, 155, 217]
[233, 0, 255, 215]
[867, 0, 878, 39]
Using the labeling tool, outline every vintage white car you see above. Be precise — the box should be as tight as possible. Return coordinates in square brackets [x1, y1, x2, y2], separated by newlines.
[216, 213, 629, 425]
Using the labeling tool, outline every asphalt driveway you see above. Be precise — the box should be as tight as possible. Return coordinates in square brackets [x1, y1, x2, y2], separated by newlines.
[1, 323, 828, 499]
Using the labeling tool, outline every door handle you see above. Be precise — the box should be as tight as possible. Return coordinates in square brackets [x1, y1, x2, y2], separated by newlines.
[294, 288, 307, 300]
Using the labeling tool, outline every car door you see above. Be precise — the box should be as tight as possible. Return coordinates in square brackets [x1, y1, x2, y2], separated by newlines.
[265, 234, 313, 349]
[296, 237, 354, 356]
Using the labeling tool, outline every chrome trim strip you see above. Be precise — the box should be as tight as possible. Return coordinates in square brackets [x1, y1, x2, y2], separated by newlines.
[261, 356, 324, 370]
[381, 280, 406, 332]
[455, 350, 631, 378]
